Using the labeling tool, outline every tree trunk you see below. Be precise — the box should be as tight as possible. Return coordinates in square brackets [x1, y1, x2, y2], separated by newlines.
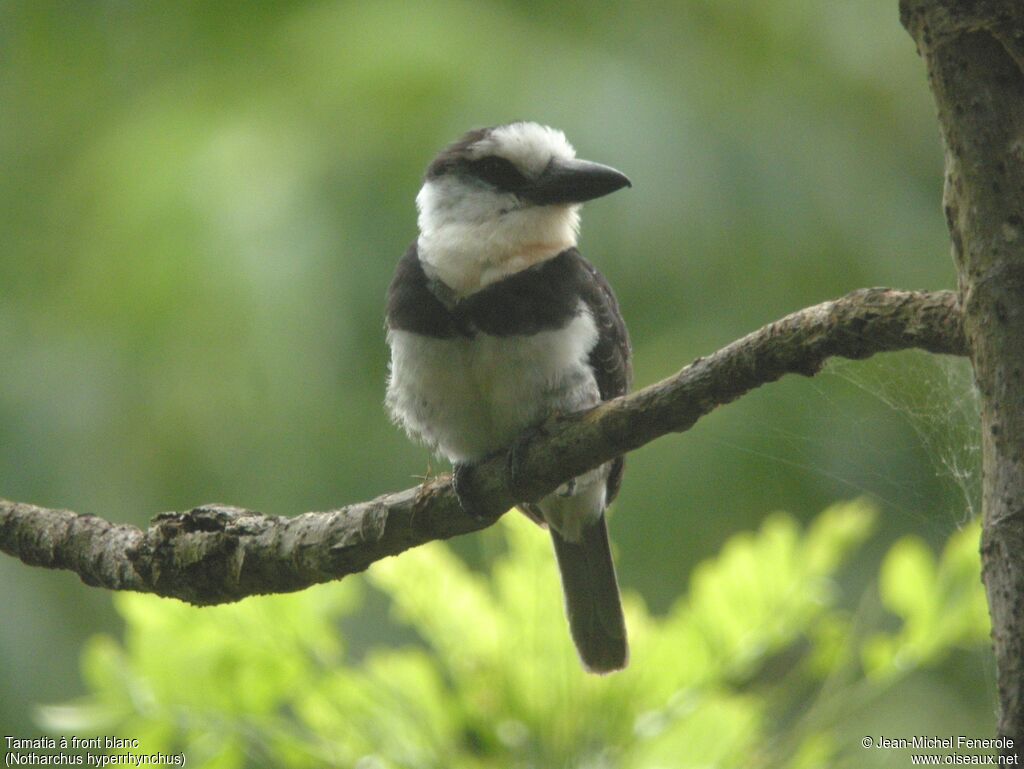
[902, 0, 1024, 756]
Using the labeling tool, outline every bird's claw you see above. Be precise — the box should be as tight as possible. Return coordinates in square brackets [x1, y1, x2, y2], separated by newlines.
[506, 422, 551, 501]
[452, 462, 498, 521]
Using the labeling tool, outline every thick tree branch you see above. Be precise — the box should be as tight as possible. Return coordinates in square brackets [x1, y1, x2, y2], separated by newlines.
[902, 0, 1024, 756]
[1, 288, 964, 606]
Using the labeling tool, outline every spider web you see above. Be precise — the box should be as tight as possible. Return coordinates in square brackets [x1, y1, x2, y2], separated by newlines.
[825, 351, 981, 528]
[705, 349, 981, 536]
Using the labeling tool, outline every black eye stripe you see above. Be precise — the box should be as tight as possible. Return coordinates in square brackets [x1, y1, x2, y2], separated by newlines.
[468, 156, 529, 191]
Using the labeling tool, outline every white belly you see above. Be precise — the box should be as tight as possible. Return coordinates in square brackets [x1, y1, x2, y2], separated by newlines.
[386, 308, 600, 463]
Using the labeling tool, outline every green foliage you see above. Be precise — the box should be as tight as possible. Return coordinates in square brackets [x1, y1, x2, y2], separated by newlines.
[863, 522, 989, 677]
[39, 501, 989, 768]
[1, 0, 975, 739]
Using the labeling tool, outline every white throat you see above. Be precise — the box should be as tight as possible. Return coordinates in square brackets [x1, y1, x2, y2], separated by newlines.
[416, 178, 580, 297]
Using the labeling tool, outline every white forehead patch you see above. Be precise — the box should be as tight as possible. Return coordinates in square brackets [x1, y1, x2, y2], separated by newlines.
[469, 122, 576, 176]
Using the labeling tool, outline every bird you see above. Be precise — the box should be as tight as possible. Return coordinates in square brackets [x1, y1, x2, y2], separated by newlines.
[384, 121, 633, 673]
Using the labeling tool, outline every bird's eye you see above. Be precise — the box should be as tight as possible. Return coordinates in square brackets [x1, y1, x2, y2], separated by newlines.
[471, 156, 529, 191]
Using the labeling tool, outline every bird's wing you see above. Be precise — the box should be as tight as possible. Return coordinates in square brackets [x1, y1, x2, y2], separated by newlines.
[569, 250, 632, 401]
[567, 249, 632, 503]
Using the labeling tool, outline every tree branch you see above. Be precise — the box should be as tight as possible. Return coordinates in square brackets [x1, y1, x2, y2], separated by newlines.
[0, 288, 964, 606]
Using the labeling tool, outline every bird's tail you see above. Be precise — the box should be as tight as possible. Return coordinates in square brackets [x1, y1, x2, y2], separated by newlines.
[549, 515, 628, 673]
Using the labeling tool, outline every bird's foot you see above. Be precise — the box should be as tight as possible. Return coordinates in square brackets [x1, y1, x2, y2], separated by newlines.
[452, 461, 499, 521]
[556, 477, 577, 498]
[506, 422, 551, 501]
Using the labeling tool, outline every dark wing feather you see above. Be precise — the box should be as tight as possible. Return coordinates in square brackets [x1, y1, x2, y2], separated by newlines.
[566, 250, 632, 503]
[570, 252, 632, 400]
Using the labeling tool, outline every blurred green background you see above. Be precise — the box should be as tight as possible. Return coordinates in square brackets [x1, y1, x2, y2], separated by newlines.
[0, 0, 990, 761]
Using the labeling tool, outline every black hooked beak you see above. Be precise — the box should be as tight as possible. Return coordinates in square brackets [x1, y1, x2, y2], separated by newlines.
[520, 158, 632, 206]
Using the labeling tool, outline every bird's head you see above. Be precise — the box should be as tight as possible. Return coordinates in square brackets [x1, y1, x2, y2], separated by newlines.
[415, 122, 630, 296]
